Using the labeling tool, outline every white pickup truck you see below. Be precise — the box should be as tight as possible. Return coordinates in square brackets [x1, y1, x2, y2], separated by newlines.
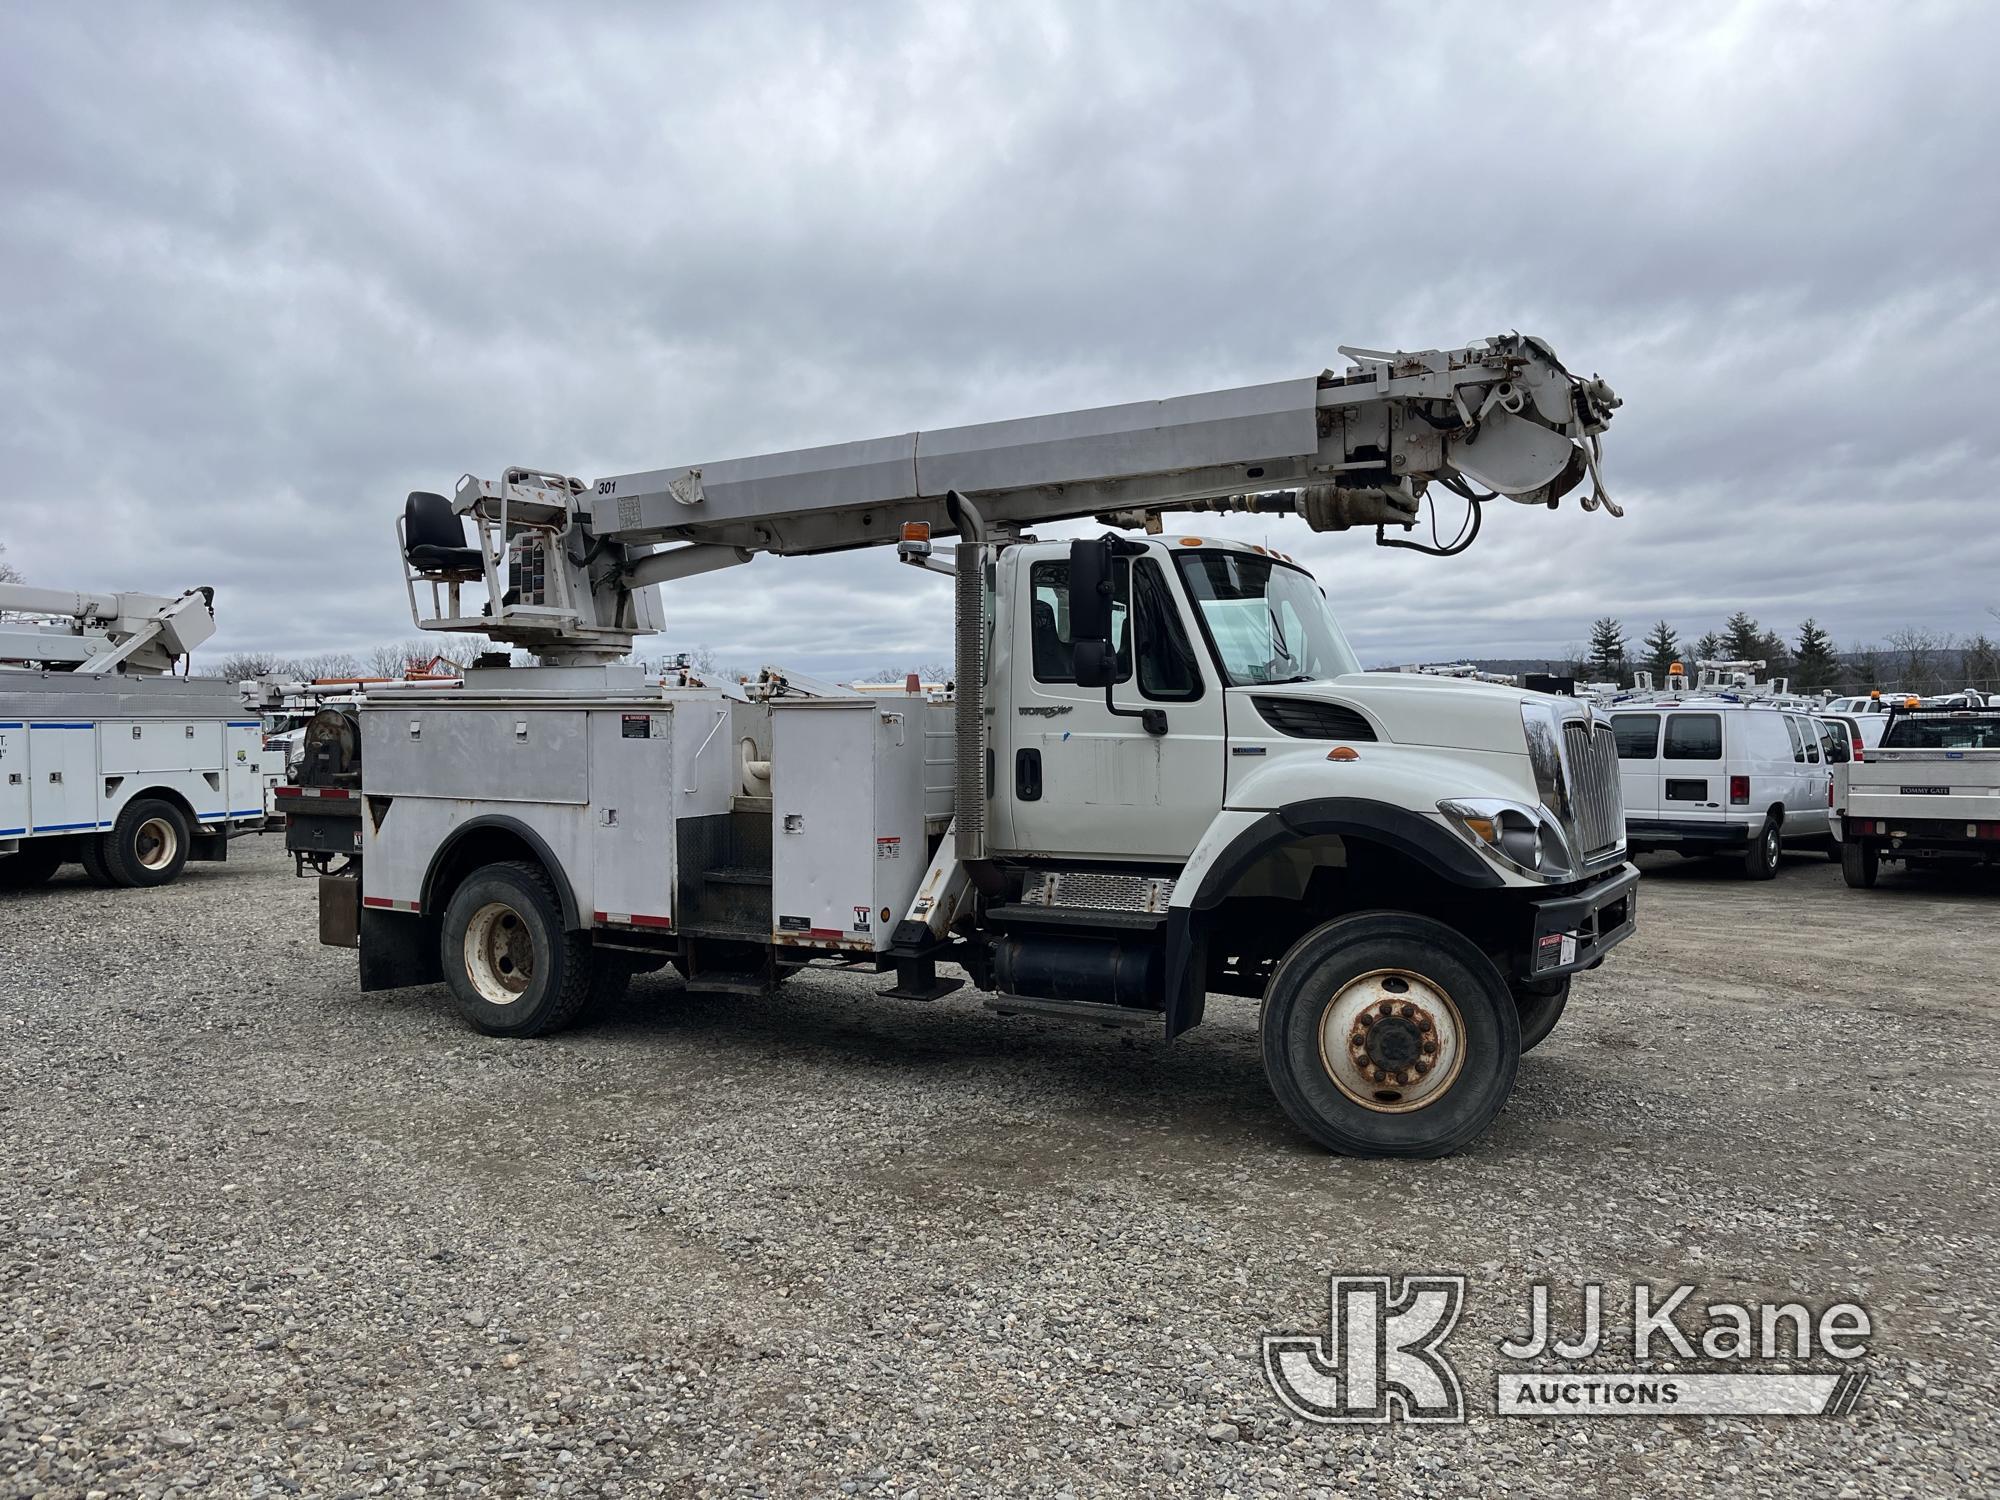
[1833, 705, 2000, 886]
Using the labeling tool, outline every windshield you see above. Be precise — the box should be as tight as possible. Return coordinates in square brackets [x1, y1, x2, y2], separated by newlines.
[1173, 549, 1361, 686]
[1882, 712, 2000, 750]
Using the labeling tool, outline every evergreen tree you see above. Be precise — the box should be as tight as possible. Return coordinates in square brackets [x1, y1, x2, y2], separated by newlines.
[1586, 617, 1627, 677]
[1793, 619, 1838, 692]
[1640, 619, 1681, 679]
[1721, 610, 1764, 662]
[1692, 630, 1724, 663]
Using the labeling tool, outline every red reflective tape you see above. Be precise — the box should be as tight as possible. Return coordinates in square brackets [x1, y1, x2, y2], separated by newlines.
[807, 927, 843, 940]
[628, 913, 672, 929]
[273, 786, 303, 799]
[362, 896, 394, 909]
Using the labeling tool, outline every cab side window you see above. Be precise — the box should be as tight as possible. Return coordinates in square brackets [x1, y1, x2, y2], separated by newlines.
[1781, 715, 1811, 763]
[1028, 558, 1200, 700]
[1130, 560, 1203, 702]
[1029, 560, 1128, 685]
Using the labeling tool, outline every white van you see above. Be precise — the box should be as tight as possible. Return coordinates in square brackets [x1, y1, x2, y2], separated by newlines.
[1608, 701, 1835, 877]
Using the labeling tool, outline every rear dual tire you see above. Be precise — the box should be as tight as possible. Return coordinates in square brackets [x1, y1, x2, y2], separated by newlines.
[440, 861, 628, 1037]
[104, 799, 192, 888]
[0, 842, 66, 889]
[1260, 912, 1520, 1159]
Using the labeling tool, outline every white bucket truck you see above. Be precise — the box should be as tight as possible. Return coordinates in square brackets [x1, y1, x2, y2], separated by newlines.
[286, 335, 1638, 1156]
[0, 583, 281, 889]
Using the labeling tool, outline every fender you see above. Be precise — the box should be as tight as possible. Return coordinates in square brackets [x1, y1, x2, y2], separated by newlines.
[1161, 798, 1503, 1039]
[419, 814, 586, 931]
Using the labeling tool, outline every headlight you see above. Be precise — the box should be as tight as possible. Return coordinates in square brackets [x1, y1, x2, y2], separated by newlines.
[1439, 797, 1577, 881]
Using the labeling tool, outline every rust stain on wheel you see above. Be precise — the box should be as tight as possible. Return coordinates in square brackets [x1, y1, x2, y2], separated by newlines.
[1316, 968, 1467, 1114]
[463, 901, 535, 1006]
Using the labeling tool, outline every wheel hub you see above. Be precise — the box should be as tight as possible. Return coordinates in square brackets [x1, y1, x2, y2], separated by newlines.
[135, 817, 178, 871]
[464, 901, 535, 1006]
[1318, 970, 1466, 1113]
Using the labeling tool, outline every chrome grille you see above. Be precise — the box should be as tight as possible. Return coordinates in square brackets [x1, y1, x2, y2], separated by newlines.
[1564, 720, 1624, 859]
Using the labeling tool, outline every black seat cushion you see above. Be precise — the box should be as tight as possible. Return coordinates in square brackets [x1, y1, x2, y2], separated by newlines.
[404, 491, 483, 574]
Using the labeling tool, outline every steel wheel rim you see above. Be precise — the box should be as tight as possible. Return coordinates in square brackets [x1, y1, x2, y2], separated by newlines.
[1317, 968, 1466, 1113]
[135, 816, 178, 871]
[1765, 826, 1780, 862]
[464, 900, 535, 1005]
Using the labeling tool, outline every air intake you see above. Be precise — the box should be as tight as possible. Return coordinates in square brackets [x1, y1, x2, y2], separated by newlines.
[1252, 696, 1378, 740]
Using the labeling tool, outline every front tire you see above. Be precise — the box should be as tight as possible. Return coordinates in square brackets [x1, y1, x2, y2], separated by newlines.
[1512, 976, 1570, 1054]
[1841, 842, 1879, 888]
[104, 799, 191, 888]
[1742, 817, 1781, 880]
[1259, 911, 1521, 1159]
[440, 861, 594, 1037]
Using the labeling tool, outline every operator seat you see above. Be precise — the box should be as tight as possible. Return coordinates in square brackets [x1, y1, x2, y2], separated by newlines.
[403, 492, 484, 578]
[1031, 599, 1073, 679]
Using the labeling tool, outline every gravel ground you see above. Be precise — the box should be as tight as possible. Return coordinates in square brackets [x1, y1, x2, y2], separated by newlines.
[2, 836, 1996, 1498]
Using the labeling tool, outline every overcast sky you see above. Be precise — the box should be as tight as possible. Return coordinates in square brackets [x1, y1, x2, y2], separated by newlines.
[3, 0, 1995, 677]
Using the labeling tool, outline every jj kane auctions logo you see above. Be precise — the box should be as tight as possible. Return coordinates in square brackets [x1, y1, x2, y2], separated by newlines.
[1263, 1275, 1872, 1423]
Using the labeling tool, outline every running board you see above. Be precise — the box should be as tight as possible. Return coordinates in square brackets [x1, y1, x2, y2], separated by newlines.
[984, 995, 1159, 1028]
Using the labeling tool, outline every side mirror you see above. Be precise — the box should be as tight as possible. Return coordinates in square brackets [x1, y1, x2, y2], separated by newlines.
[1068, 538, 1116, 687]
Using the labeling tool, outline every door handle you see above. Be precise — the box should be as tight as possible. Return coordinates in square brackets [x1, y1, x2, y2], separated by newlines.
[1015, 748, 1042, 801]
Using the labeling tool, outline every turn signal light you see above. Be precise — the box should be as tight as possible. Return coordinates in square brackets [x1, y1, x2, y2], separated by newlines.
[900, 521, 930, 543]
[1327, 746, 1361, 762]
[1729, 775, 1750, 805]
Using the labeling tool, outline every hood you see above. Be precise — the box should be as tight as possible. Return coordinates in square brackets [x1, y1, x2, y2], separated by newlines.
[1253, 672, 1576, 752]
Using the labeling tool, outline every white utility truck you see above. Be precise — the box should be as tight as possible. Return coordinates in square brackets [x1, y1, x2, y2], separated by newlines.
[0, 583, 280, 888]
[285, 334, 1637, 1157]
[1833, 703, 2000, 887]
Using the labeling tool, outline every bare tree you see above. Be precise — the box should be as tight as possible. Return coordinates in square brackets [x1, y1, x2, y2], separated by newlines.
[292, 651, 363, 680]
[210, 652, 283, 681]
[0, 542, 20, 585]
[1885, 626, 1952, 696]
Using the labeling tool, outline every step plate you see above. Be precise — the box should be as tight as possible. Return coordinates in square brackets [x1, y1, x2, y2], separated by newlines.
[1020, 870, 1175, 915]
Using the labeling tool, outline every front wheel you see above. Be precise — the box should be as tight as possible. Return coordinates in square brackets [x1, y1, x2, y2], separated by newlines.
[1259, 912, 1521, 1159]
[440, 861, 595, 1037]
[1841, 842, 1879, 889]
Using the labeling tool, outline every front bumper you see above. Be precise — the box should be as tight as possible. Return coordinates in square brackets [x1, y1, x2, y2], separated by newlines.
[1525, 861, 1640, 980]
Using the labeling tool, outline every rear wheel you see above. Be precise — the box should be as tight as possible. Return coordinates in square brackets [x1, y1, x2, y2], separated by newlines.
[440, 861, 594, 1037]
[0, 842, 66, 889]
[1742, 817, 1781, 880]
[1841, 841, 1879, 889]
[1512, 976, 1570, 1054]
[104, 799, 191, 888]
[1259, 912, 1520, 1159]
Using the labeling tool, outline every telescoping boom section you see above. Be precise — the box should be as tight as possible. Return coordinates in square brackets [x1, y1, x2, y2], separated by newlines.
[400, 333, 1618, 660]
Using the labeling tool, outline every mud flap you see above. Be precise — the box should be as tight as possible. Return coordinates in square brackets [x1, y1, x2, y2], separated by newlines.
[358, 905, 443, 991]
[1161, 911, 1207, 1040]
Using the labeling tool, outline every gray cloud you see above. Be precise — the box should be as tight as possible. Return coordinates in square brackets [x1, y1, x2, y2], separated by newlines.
[3, 0, 1994, 675]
